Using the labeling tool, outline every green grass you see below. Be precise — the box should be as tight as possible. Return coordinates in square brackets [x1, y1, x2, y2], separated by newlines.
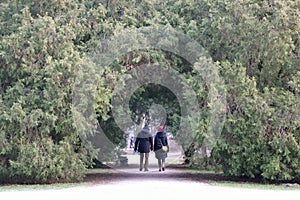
[0, 182, 88, 192]
[209, 181, 300, 191]
[85, 168, 109, 174]
[182, 168, 299, 191]
[181, 168, 222, 175]
[0, 168, 108, 192]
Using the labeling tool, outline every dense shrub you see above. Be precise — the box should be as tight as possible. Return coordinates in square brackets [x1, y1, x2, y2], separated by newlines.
[212, 62, 300, 182]
[0, 0, 299, 184]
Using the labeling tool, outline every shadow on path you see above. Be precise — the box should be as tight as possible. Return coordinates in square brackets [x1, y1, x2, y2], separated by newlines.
[84, 152, 300, 186]
[84, 164, 225, 185]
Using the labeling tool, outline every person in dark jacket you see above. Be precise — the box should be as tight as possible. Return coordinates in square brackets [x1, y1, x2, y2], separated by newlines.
[154, 126, 169, 172]
[134, 125, 153, 171]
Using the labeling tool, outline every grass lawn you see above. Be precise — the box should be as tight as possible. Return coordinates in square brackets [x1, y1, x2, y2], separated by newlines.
[0, 182, 88, 192]
[0, 168, 108, 192]
[182, 168, 300, 191]
[209, 181, 300, 191]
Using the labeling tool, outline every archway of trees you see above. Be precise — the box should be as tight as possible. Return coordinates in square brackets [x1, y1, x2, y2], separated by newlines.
[0, 0, 299, 184]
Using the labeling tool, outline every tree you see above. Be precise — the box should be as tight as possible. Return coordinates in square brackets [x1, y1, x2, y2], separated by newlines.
[0, 0, 299, 183]
[0, 3, 88, 183]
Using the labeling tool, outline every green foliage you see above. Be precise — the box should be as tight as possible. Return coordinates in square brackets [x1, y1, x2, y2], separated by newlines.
[0, 0, 299, 183]
[6, 137, 86, 184]
[160, 0, 300, 182]
[212, 62, 300, 182]
[0, 1, 88, 183]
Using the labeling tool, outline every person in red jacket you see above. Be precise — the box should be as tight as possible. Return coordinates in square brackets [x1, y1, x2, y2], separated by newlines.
[154, 126, 169, 172]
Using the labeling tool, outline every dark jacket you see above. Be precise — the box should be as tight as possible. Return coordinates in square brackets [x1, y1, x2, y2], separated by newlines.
[134, 127, 153, 153]
[154, 131, 168, 151]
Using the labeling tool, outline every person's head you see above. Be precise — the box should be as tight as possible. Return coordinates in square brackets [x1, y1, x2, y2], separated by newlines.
[158, 126, 164, 132]
[143, 124, 149, 130]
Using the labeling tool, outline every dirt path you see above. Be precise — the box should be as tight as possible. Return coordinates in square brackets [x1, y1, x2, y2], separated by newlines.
[1, 166, 299, 200]
[1, 152, 299, 200]
[84, 164, 224, 184]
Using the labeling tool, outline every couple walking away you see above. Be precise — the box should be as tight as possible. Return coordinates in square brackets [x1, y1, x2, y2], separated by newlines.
[134, 125, 169, 172]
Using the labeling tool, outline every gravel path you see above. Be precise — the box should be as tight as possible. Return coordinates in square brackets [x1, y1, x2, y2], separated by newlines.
[1, 166, 299, 200]
[1, 152, 299, 200]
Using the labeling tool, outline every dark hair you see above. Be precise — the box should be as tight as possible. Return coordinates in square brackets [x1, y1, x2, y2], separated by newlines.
[143, 124, 149, 130]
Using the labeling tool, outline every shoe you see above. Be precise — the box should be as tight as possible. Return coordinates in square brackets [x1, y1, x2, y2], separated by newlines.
[144, 168, 149, 172]
[159, 169, 161, 172]
[162, 167, 165, 171]
[139, 168, 143, 171]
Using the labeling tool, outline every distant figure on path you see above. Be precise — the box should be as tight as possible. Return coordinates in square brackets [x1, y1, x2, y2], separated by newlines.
[154, 126, 169, 172]
[129, 136, 134, 148]
[134, 125, 153, 171]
